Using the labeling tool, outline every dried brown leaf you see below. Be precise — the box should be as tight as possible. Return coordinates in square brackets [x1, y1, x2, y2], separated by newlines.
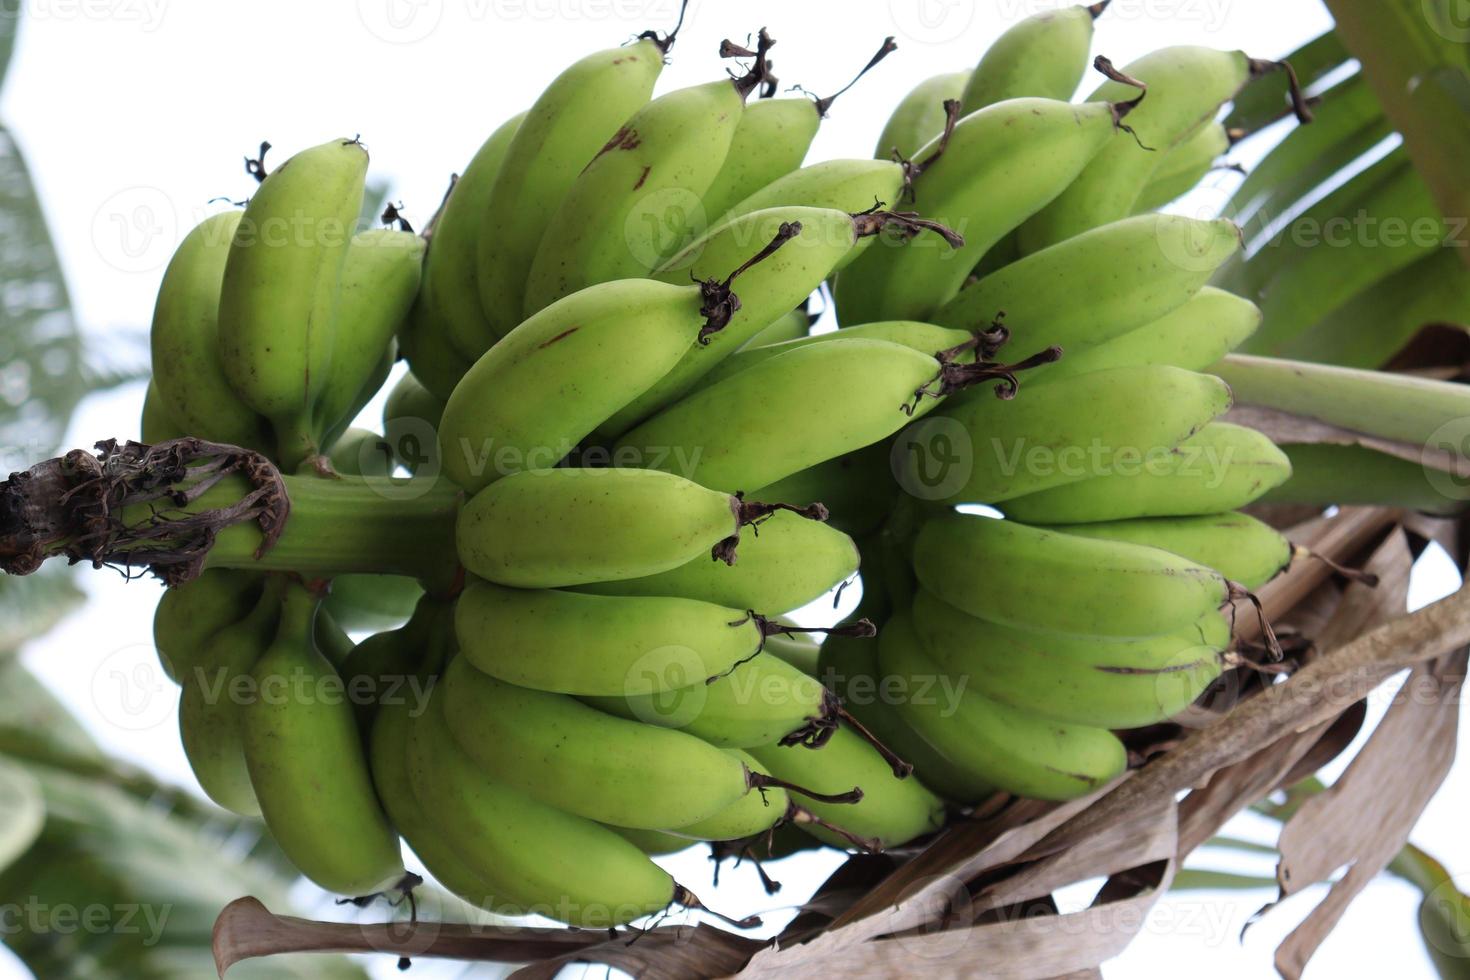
[1225, 405, 1468, 477]
[1271, 650, 1467, 979]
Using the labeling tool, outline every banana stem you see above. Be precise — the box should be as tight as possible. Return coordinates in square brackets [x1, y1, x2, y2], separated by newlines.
[0, 437, 460, 588]
[748, 770, 863, 806]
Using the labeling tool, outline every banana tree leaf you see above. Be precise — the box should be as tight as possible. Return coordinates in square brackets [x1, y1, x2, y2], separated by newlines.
[1226, 30, 1351, 132]
[0, 567, 83, 651]
[0, 657, 103, 761]
[1389, 845, 1470, 979]
[1170, 869, 1276, 891]
[0, 0, 18, 94]
[1280, 249, 1470, 367]
[0, 756, 43, 874]
[1225, 74, 1391, 229]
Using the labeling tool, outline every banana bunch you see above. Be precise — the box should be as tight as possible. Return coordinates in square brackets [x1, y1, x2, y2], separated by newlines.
[131, 0, 1327, 929]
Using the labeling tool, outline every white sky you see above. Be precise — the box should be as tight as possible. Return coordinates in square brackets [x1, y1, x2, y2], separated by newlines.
[6, 1, 1469, 978]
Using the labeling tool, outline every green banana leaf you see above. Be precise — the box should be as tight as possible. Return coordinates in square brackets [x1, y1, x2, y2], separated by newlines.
[1225, 29, 1351, 133]
[0, 0, 18, 93]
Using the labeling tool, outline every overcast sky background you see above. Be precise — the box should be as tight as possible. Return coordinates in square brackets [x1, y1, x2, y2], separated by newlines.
[3, 1, 1468, 977]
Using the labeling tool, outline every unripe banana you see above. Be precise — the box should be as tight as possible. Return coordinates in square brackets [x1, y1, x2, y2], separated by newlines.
[140, 380, 185, 443]
[439, 278, 713, 492]
[476, 35, 669, 337]
[397, 290, 476, 404]
[438, 655, 825, 830]
[910, 588, 1225, 729]
[835, 96, 1131, 325]
[153, 569, 264, 683]
[701, 98, 820, 222]
[381, 370, 446, 475]
[742, 306, 811, 348]
[405, 687, 674, 925]
[584, 651, 835, 749]
[761, 629, 821, 676]
[958, 2, 1104, 112]
[930, 215, 1242, 357]
[177, 579, 282, 815]
[218, 139, 369, 468]
[700, 320, 974, 391]
[339, 592, 452, 732]
[1033, 286, 1260, 383]
[878, 612, 1127, 801]
[912, 512, 1230, 638]
[616, 337, 957, 494]
[748, 725, 944, 850]
[454, 579, 778, 696]
[149, 211, 273, 451]
[720, 159, 906, 257]
[874, 70, 969, 160]
[603, 207, 921, 436]
[456, 467, 826, 588]
[323, 571, 423, 633]
[425, 110, 527, 360]
[749, 442, 897, 539]
[242, 582, 402, 895]
[1001, 421, 1292, 524]
[369, 698, 499, 907]
[1133, 121, 1231, 213]
[819, 625, 996, 805]
[1016, 47, 1260, 253]
[907, 364, 1232, 505]
[313, 229, 424, 443]
[1043, 512, 1292, 590]
[523, 59, 767, 313]
[575, 507, 859, 613]
[609, 825, 695, 856]
[668, 750, 788, 841]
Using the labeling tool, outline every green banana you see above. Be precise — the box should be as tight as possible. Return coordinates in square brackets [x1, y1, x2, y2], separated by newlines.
[475, 32, 671, 337]
[522, 42, 772, 314]
[153, 569, 264, 683]
[1016, 47, 1266, 254]
[339, 592, 452, 732]
[836, 95, 1134, 324]
[438, 654, 850, 830]
[140, 380, 185, 443]
[148, 211, 272, 452]
[748, 442, 898, 539]
[383, 370, 445, 433]
[874, 70, 969, 160]
[218, 138, 369, 469]
[404, 686, 676, 925]
[602, 207, 940, 437]
[931, 214, 1243, 355]
[575, 507, 859, 613]
[369, 698, 498, 907]
[999, 421, 1292, 524]
[584, 650, 836, 750]
[177, 578, 282, 815]
[748, 724, 944, 850]
[456, 466, 828, 589]
[702, 37, 894, 220]
[958, 2, 1105, 112]
[912, 512, 1230, 638]
[742, 306, 811, 348]
[700, 319, 974, 391]
[719, 159, 907, 250]
[905, 364, 1232, 505]
[454, 579, 788, 696]
[761, 629, 821, 676]
[910, 588, 1226, 730]
[1133, 121, 1231, 214]
[1045, 512, 1292, 590]
[877, 611, 1127, 801]
[242, 582, 402, 895]
[425, 110, 527, 360]
[1034, 286, 1260, 382]
[667, 750, 788, 841]
[609, 825, 696, 856]
[439, 277, 718, 492]
[397, 289, 476, 404]
[616, 336, 975, 494]
[322, 572, 422, 633]
[313, 229, 424, 442]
